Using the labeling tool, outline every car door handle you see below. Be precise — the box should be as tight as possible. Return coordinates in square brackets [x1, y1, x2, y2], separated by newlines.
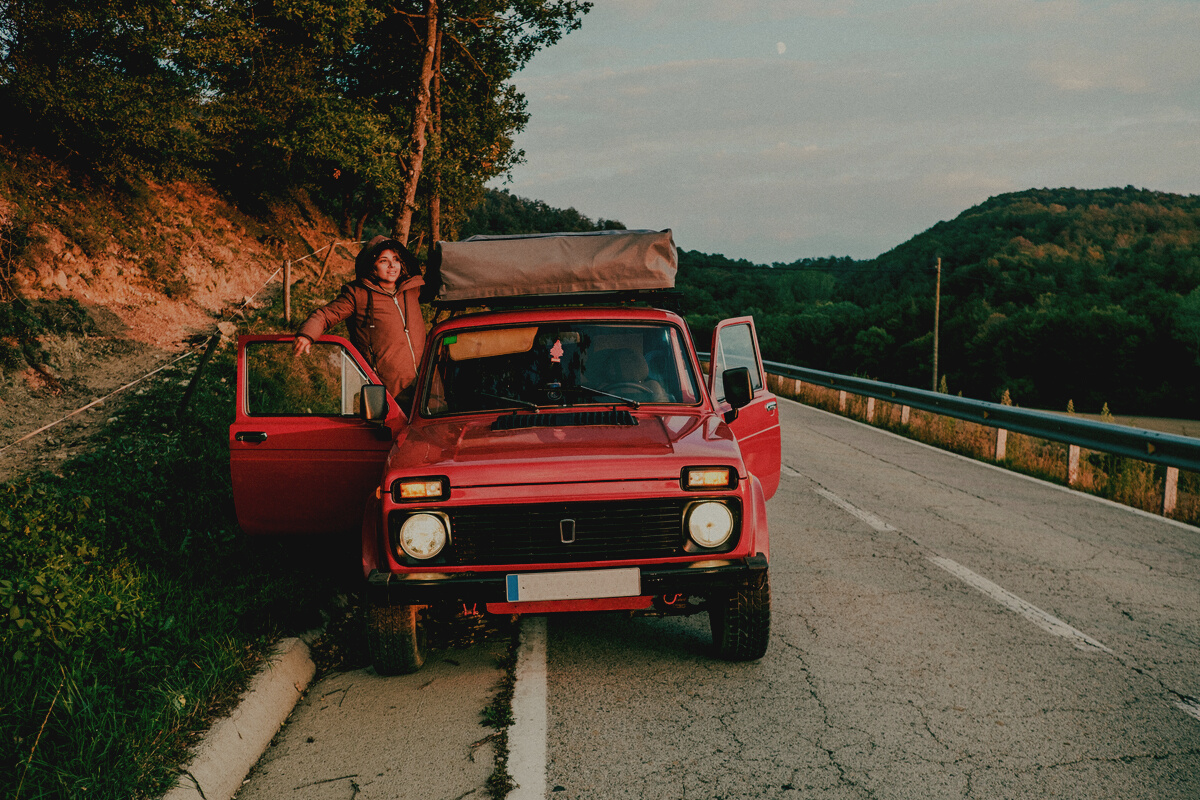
[766, 401, 777, 414]
[235, 431, 268, 443]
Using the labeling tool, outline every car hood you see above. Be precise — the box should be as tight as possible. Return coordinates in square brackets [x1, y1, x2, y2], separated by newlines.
[388, 411, 742, 487]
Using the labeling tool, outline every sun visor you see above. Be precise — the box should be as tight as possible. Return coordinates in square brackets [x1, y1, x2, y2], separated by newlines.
[430, 229, 677, 303]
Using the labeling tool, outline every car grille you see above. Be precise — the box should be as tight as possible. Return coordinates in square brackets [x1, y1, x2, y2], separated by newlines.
[390, 499, 740, 565]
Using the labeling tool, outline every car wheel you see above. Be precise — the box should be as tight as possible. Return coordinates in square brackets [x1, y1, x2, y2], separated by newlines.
[367, 602, 428, 675]
[709, 573, 770, 661]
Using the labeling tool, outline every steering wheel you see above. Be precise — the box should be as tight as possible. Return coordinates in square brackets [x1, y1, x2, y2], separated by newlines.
[601, 382, 658, 400]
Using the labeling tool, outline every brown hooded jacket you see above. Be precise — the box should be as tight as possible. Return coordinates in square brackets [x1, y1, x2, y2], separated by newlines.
[296, 237, 426, 399]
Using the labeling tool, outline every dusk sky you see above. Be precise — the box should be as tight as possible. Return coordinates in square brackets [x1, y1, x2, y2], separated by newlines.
[495, 0, 1200, 263]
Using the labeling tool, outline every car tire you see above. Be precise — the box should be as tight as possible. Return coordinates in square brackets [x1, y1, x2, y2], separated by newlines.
[709, 573, 770, 661]
[367, 602, 428, 675]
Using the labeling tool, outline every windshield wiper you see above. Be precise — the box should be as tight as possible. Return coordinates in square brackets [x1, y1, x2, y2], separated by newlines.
[479, 391, 540, 411]
[567, 384, 640, 409]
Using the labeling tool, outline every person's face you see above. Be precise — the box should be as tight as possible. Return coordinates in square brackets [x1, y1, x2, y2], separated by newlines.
[373, 249, 404, 286]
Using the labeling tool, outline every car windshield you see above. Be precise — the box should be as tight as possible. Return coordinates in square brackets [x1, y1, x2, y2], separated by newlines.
[421, 321, 701, 416]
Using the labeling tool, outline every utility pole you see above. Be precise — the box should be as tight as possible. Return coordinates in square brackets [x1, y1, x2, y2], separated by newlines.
[932, 257, 941, 392]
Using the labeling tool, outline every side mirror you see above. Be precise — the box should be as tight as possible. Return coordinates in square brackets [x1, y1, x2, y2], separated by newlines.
[359, 384, 389, 423]
[721, 367, 753, 423]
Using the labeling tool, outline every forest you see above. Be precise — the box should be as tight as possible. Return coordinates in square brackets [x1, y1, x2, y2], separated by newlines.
[468, 187, 1200, 419]
[3, 1, 1198, 417]
[0, 0, 590, 246]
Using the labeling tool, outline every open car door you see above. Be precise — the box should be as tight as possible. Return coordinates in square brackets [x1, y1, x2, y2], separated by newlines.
[229, 334, 404, 537]
[708, 317, 781, 500]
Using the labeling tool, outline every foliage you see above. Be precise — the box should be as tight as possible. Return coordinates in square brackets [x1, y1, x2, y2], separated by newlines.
[0, 298, 95, 375]
[678, 187, 1200, 417]
[458, 187, 624, 238]
[0, 0, 591, 236]
[0, 346, 337, 799]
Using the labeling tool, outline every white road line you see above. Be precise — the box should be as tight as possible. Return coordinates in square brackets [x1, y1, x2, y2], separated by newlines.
[812, 487, 897, 532]
[1174, 698, 1200, 722]
[508, 615, 548, 800]
[929, 556, 1113, 654]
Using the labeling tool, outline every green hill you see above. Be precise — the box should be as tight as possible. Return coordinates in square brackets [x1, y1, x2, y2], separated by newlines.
[679, 187, 1200, 418]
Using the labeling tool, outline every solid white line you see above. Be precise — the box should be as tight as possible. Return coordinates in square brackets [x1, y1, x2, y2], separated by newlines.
[812, 487, 897, 532]
[508, 615, 548, 800]
[929, 556, 1113, 654]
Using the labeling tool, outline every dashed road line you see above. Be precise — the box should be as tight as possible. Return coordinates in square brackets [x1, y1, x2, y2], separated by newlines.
[1174, 698, 1200, 722]
[927, 555, 1113, 653]
[812, 486, 897, 532]
[800, 480, 1200, 723]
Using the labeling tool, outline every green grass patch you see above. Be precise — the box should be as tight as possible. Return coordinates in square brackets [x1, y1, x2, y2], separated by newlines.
[1, 337, 342, 799]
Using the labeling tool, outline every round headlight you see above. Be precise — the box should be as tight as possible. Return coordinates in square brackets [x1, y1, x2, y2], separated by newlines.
[399, 513, 448, 559]
[687, 502, 734, 548]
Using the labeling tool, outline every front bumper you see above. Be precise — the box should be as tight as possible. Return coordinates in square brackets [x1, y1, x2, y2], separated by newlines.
[366, 554, 768, 606]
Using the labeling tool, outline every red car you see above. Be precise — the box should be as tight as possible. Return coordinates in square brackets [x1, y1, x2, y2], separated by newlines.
[230, 238, 780, 674]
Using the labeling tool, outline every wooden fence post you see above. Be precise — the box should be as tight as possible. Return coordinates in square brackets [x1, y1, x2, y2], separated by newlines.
[995, 428, 1008, 462]
[283, 259, 292, 323]
[1163, 466, 1179, 516]
[1068, 444, 1080, 486]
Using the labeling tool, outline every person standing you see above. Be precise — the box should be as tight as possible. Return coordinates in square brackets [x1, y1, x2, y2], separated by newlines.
[293, 236, 426, 406]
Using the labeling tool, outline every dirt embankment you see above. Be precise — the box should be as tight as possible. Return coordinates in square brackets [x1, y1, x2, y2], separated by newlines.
[0, 148, 357, 479]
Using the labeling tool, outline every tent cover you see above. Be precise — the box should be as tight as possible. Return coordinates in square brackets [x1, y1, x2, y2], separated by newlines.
[431, 229, 676, 303]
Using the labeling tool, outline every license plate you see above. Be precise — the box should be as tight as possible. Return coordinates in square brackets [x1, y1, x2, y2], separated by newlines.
[505, 568, 641, 603]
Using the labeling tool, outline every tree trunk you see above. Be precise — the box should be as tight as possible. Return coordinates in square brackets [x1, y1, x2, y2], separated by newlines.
[428, 23, 443, 245]
[392, 0, 439, 246]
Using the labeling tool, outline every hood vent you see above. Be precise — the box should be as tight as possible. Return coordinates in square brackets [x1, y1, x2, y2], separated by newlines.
[492, 409, 638, 431]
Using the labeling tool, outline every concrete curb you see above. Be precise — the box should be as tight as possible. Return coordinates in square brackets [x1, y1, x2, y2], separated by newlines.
[162, 635, 317, 800]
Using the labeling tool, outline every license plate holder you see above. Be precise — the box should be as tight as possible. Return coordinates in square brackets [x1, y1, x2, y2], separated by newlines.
[505, 568, 641, 603]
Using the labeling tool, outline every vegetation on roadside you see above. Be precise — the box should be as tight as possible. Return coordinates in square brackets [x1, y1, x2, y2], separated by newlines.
[0, 312, 347, 798]
[781, 377, 1200, 527]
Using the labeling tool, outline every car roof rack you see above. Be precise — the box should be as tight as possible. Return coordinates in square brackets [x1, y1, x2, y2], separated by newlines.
[432, 289, 684, 313]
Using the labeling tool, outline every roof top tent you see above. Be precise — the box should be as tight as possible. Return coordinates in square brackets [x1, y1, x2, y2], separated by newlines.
[427, 229, 679, 308]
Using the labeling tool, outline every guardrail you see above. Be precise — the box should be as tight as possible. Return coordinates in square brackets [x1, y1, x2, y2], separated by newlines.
[702, 353, 1200, 515]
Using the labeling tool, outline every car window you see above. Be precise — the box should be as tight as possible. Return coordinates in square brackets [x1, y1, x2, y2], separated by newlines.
[712, 322, 763, 402]
[246, 341, 370, 416]
[422, 322, 700, 415]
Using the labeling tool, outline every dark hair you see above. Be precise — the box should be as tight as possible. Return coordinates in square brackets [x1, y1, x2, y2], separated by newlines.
[355, 235, 422, 282]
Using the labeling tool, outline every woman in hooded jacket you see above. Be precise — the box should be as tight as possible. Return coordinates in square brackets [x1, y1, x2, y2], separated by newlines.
[293, 236, 426, 406]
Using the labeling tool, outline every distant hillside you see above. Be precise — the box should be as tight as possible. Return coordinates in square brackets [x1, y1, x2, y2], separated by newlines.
[459, 189, 626, 238]
[680, 187, 1200, 417]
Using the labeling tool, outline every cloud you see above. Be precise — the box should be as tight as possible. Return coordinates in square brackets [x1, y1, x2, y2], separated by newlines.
[500, 0, 1200, 261]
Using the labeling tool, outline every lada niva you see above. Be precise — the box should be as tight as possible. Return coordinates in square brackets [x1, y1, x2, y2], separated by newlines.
[230, 231, 781, 673]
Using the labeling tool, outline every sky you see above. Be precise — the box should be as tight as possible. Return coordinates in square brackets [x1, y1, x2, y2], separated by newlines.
[493, 0, 1200, 263]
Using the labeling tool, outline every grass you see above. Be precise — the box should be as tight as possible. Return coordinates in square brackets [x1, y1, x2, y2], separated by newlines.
[771, 374, 1200, 527]
[0, 310, 346, 798]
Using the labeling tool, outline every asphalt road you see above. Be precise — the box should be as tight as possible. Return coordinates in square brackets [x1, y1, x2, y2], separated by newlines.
[535, 397, 1200, 799]
[236, 396, 1200, 800]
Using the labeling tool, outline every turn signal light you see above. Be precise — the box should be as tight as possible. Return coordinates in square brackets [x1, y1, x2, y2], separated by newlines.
[682, 467, 737, 491]
[392, 476, 449, 503]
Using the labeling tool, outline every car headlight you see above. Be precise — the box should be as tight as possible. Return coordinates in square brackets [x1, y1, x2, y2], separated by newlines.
[398, 513, 449, 559]
[686, 501, 734, 548]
